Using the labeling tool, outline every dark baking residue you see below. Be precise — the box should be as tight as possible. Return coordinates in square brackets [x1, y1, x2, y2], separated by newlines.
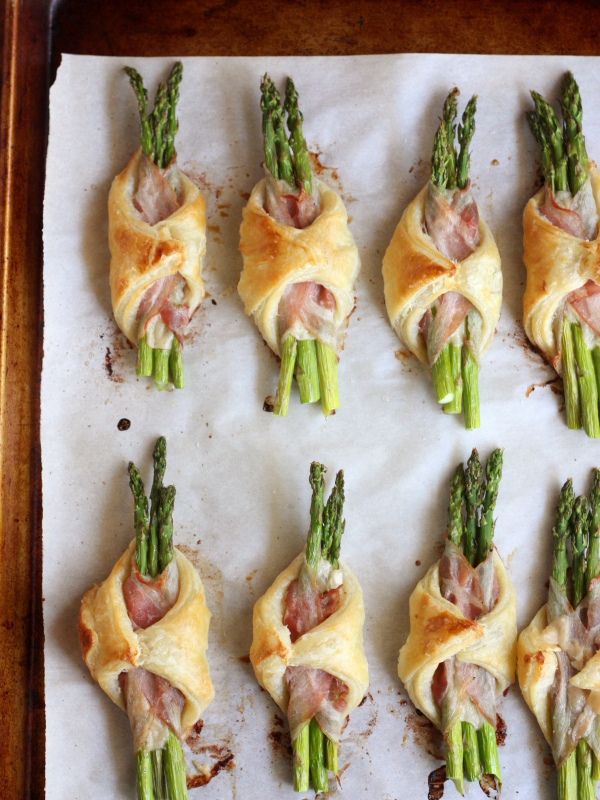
[211, 299, 217, 306]
[268, 713, 292, 758]
[238, 654, 251, 664]
[495, 714, 507, 747]
[186, 720, 204, 750]
[480, 774, 500, 798]
[263, 396, 275, 413]
[104, 347, 114, 378]
[117, 418, 131, 431]
[405, 708, 444, 760]
[526, 378, 562, 398]
[428, 765, 446, 800]
[187, 751, 235, 788]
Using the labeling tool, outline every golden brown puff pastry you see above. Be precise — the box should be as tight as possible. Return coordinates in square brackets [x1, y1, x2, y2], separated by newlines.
[523, 170, 600, 364]
[518, 604, 600, 748]
[382, 184, 502, 364]
[108, 149, 206, 345]
[238, 178, 360, 355]
[79, 540, 214, 733]
[398, 551, 517, 727]
[250, 553, 368, 734]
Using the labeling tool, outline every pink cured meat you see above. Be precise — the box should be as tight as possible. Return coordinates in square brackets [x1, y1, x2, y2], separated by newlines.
[285, 665, 349, 740]
[541, 190, 589, 240]
[283, 577, 343, 643]
[282, 570, 348, 739]
[136, 274, 190, 340]
[123, 560, 179, 630]
[264, 174, 319, 230]
[425, 183, 481, 263]
[119, 667, 185, 750]
[433, 541, 499, 729]
[424, 291, 473, 365]
[134, 153, 180, 226]
[568, 280, 600, 337]
[278, 282, 336, 341]
[120, 559, 182, 750]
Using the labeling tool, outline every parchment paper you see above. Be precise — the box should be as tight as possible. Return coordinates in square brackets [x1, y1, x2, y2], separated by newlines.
[43, 53, 600, 799]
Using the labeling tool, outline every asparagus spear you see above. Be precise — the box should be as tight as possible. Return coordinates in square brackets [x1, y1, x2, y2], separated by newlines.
[129, 462, 150, 575]
[316, 341, 340, 416]
[293, 723, 310, 792]
[587, 470, 600, 588]
[285, 78, 313, 195]
[478, 449, 503, 564]
[260, 74, 279, 179]
[464, 450, 483, 565]
[462, 326, 480, 430]
[295, 340, 320, 404]
[137, 751, 155, 800]
[571, 323, 600, 438]
[147, 437, 167, 578]
[531, 90, 568, 192]
[561, 72, 590, 196]
[457, 96, 477, 191]
[562, 321, 581, 430]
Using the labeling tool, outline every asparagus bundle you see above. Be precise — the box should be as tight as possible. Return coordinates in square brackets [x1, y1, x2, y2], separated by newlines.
[238, 76, 360, 417]
[109, 63, 206, 391]
[518, 471, 600, 800]
[80, 437, 214, 800]
[524, 72, 600, 437]
[127, 437, 189, 800]
[398, 449, 517, 797]
[382, 90, 502, 430]
[250, 462, 368, 792]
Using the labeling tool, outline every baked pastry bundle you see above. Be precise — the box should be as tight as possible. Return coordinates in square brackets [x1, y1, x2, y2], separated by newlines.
[238, 75, 360, 416]
[383, 89, 502, 429]
[524, 72, 600, 437]
[79, 437, 213, 799]
[398, 449, 516, 795]
[109, 63, 206, 390]
[518, 471, 600, 800]
[250, 462, 368, 792]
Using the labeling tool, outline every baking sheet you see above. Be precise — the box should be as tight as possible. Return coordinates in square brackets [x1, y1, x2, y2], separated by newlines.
[42, 53, 600, 799]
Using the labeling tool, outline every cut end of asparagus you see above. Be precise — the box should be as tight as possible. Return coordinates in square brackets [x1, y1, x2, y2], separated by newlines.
[315, 340, 340, 415]
[274, 335, 298, 416]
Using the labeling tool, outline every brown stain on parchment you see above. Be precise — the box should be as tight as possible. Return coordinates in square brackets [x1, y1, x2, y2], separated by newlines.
[404, 707, 444, 761]
[268, 713, 292, 758]
[185, 720, 235, 789]
[526, 377, 562, 398]
[99, 321, 131, 383]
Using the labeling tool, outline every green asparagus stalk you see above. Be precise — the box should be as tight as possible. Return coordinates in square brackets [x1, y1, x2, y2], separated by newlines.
[129, 462, 149, 575]
[456, 96, 477, 190]
[315, 341, 340, 416]
[260, 74, 279, 179]
[274, 335, 298, 417]
[137, 337, 154, 377]
[151, 750, 165, 800]
[576, 740, 595, 800]
[292, 723, 310, 792]
[558, 755, 578, 800]
[137, 750, 155, 800]
[593, 349, 600, 403]
[306, 461, 325, 569]
[587, 470, 600, 588]
[284, 78, 313, 195]
[551, 480, 575, 590]
[527, 110, 556, 188]
[462, 722, 482, 781]
[572, 496, 590, 608]
[531, 90, 568, 192]
[295, 340, 320, 404]
[571, 323, 600, 438]
[325, 736, 338, 775]
[265, 77, 294, 186]
[463, 450, 483, 565]
[447, 464, 465, 548]
[462, 336, 480, 430]
[169, 338, 184, 390]
[153, 349, 170, 387]
[431, 121, 451, 190]
[432, 345, 455, 405]
[477, 449, 503, 565]
[164, 731, 188, 800]
[157, 485, 176, 574]
[444, 344, 463, 414]
[442, 88, 459, 189]
[446, 721, 465, 796]
[561, 72, 590, 196]
[478, 723, 501, 783]
[148, 437, 167, 578]
[163, 62, 183, 168]
[309, 718, 328, 792]
[562, 322, 581, 430]
[125, 67, 154, 161]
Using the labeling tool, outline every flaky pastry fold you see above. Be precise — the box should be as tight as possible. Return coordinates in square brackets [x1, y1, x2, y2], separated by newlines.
[108, 149, 206, 345]
[523, 171, 600, 364]
[398, 550, 517, 728]
[383, 184, 502, 363]
[518, 605, 600, 748]
[79, 541, 214, 734]
[249, 553, 368, 728]
[238, 178, 360, 355]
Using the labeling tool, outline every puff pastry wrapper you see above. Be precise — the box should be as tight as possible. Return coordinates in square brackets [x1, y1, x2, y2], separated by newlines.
[382, 184, 502, 364]
[398, 550, 517, 728]
[238, 178, 360, 355]
[518, 585, 600, 761]
[108, 149, 206, 345]
[249, 553, 368, 739]
[523, 171, 600, 364]
[79, 541, 214, 734]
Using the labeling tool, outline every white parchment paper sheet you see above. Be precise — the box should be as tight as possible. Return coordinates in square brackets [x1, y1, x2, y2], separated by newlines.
[43, 53, 600, 799]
